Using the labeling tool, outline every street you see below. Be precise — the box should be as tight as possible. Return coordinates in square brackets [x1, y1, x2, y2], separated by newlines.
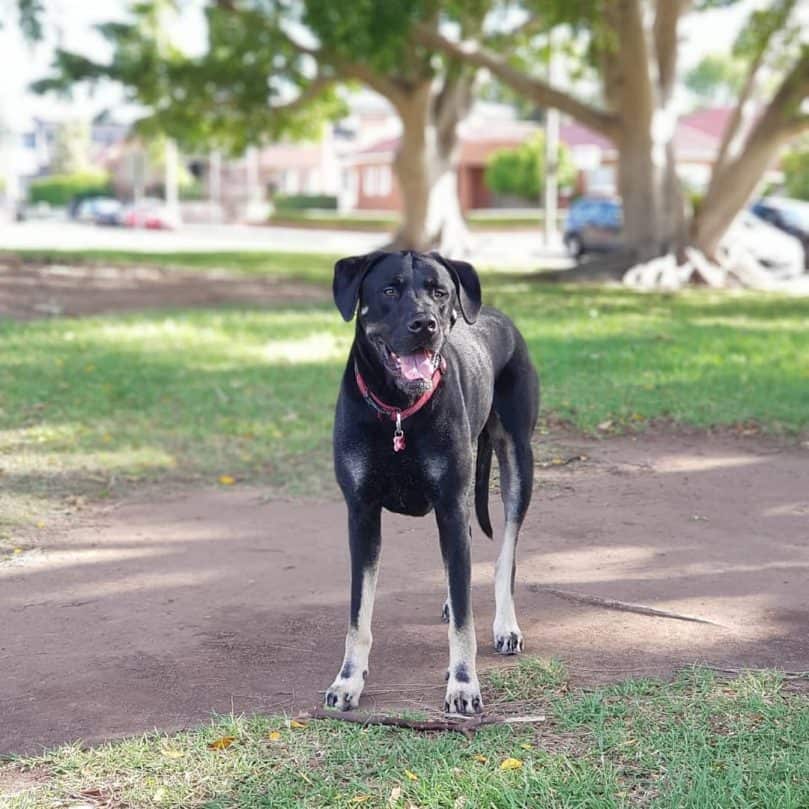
[0, 219, 572, 269]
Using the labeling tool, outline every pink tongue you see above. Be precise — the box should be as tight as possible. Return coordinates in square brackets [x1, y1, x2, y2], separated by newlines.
[399, 350, 435, 381]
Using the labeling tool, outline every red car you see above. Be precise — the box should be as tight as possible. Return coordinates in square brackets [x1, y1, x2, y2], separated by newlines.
[122, 199, 180, 230]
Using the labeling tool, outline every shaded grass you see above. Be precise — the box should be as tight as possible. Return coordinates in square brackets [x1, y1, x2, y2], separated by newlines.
[0, 249, 342, 285]
[1, 253, 807, 542]
[4, 662, 808, 808]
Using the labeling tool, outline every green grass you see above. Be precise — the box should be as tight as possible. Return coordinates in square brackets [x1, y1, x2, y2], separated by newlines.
[1, 250, 807, 544]
[3, 662, 808, 808]
[267, 210, 556, 231]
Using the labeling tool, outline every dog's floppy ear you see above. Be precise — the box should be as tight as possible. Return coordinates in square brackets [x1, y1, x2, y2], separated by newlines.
[333, 251, 387, 321]
[430, 252, 482, 324]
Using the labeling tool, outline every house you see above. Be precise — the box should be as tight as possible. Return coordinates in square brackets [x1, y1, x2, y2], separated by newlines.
[560, 112, 729, 195]
[339, 105, 541, 213]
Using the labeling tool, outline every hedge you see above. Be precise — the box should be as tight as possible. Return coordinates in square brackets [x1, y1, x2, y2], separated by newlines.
[273, 193, 338, 211]
[28, 172, 112, 206]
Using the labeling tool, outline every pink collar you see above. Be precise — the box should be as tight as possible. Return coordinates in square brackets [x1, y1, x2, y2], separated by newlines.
[354, 356, 446, 452]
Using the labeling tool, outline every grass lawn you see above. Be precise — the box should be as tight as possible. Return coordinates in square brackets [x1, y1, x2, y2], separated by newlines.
[266, 210, 559, 231]
[3, 661, 808, 808]
[1, 249, 808, 549]
[2, 252, 808, 805]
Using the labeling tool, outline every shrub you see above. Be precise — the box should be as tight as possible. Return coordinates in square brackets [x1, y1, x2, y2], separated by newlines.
[273, 193, 338, 211]
[28, 171, 111, 206]
[485, 133, 575, 200]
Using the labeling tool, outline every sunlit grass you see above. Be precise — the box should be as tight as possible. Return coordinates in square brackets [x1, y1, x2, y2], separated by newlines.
[1, 255, 807, 537]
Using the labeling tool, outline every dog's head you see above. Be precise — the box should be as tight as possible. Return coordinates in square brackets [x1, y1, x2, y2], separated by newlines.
[333, 250, 482, 395]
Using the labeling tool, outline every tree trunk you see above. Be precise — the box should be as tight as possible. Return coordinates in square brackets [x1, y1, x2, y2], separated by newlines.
[610, 0, 685, 264]
[390, 80, 470, 256]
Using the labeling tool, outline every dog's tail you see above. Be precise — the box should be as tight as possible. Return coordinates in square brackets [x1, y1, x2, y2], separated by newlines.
[475, 427, 494, 539]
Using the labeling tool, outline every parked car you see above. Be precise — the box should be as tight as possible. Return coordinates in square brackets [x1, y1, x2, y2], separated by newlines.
[729, 209, 805, 278]
[92, 198, 124, 226]
[750, 197, 809, 268]
[73, 196, 123, 225]
[122, 198, 180, 230]
[563, 196, 623, 257]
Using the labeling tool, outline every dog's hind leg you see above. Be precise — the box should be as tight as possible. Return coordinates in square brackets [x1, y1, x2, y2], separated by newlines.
[491, 351, 538, 655]
[325, 503, 381, 710]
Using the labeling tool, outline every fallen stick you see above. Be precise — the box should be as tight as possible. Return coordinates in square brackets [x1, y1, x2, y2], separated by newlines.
[706, 665, 809, 680]
[530, 585, 723, 626]
[303, 708, 545, 737]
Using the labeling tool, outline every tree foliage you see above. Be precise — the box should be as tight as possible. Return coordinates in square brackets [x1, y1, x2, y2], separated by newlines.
[485, 133, 574, 200]
[782, 139, 809, 201]
[684, 55, 745, 104]
[34, 2, 347, 154]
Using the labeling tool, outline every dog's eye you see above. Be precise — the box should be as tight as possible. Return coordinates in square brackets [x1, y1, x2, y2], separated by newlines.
[382, 287, 398, 297]
[432, 288, 447, 299]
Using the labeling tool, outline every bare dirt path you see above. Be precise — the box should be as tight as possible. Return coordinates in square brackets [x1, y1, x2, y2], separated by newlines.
[2, 432, 808, 755]
[0, 261, 327, 319]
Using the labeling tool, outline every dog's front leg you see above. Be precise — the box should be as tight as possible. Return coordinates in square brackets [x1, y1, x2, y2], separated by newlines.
[325, 503, 381, 711]
[436, 499, 483, 715]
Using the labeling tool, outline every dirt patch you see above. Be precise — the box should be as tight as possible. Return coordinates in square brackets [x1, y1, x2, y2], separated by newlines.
[0, 261, 327, 319]
[1, 432, 808, 755]
[0, 765, 48, 797]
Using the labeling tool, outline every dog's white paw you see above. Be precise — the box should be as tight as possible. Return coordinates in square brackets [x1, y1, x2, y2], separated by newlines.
[444, 675, 483, 715]
[493, 623, 524, 655]
[324, 665, 367, 711]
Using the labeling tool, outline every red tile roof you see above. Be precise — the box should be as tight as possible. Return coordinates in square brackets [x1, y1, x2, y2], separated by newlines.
[680, 107, 735, 140]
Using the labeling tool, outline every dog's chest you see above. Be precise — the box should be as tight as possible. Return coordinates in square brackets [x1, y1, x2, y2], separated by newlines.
[337, 422, 459, 516]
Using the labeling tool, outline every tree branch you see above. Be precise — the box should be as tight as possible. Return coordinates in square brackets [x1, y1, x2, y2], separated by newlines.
[713, 0, 798, 174]
[278, 26, 410, 109]
[654, 0, 685, 100]
[415, 23, 620, 139]
[304, 708, 546, 738]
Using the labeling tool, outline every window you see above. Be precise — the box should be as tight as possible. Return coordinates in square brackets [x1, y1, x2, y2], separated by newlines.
[363, 165, 392, 197]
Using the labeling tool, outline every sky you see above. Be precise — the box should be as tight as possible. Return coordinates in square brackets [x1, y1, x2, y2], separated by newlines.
[0, 0, 762, 134]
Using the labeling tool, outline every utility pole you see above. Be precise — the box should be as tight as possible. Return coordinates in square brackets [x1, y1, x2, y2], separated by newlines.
[165, 137, 179, 219]
[543, 28, 561, 247]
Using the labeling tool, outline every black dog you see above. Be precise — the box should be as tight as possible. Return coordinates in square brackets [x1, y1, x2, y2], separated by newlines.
[325, 250, 539, 714]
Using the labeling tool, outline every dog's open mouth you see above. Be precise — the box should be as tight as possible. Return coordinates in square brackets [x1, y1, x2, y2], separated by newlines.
[382, 344, 439, 385]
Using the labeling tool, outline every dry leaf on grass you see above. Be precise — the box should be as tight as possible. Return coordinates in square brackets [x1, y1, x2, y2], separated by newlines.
[500, 757, 523, 770]
[207, 736, 235, 750]
[268, 730, 282, 741]
[218, 475, 236, 485]
[404, 769, 418, 781]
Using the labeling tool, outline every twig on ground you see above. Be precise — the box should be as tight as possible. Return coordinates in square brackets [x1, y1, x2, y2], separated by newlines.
[530, 585, 723, 626]
[302, 708, 546, 738]
[706, 665, 809, 680]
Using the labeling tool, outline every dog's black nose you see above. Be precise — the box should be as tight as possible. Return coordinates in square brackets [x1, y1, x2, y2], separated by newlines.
[408, 315, 438, 334]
